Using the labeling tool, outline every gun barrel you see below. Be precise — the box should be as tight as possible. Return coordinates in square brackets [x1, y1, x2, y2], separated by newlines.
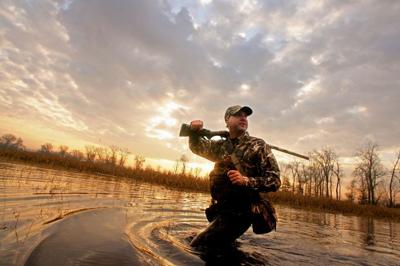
[269, 145, 309, 160]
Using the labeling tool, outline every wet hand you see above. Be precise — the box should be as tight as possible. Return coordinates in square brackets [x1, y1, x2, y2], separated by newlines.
[227, 170, 249, 186]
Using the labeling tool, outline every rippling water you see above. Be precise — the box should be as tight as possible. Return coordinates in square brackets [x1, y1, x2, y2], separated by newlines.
[0, 162, 399, 265]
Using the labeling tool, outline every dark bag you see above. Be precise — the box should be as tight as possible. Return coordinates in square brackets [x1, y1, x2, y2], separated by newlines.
[251, 199, 277, 234]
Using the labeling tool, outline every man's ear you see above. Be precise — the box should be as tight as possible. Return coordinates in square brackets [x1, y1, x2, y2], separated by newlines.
[225, 116, 230, 128]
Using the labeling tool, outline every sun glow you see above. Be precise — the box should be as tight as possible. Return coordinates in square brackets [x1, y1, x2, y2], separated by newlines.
[145, 100, 188, 140]
[145, 157, 213, 177]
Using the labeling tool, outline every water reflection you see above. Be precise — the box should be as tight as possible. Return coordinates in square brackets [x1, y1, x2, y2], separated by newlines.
[1, 162, 400, 266]
[363, 218, 375, 246]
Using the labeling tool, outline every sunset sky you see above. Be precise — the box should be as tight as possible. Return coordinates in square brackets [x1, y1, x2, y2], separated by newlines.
[1, 0, 399, 176]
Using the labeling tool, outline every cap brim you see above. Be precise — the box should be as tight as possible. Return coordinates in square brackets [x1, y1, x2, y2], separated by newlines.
[238, 106, 253, 116]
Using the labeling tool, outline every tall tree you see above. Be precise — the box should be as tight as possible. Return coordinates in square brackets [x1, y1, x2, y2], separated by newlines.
[193, 167, 202, 178]
[288, 161, 301, 194]
[109, 145, 119, 166]
[134, 155, 146, 170]
[40, 143, 53, 153]
[307, 157, 322, 197]
[71, 149, 84, 161]
[314, 147, 337, 198]
[281, 176, 292, 192]
[58, 145, 69, 157]
[94, 147, 107, 163]
[353, 142, 386, 205]
[346, 178, 357, 202]
[84, 145, 96, 162]
[333, 161, 343, 200]
[0, 134, 24, 149]
[279, 163, 292, 192]
[118, 148, 130, 167]
[388, 150, 400, 207]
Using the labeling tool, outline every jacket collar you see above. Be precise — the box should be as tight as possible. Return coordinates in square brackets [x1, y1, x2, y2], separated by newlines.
[229, 131, 250, 144]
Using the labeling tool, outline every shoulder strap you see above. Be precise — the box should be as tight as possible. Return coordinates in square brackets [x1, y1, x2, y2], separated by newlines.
[230, 152, 246, 176]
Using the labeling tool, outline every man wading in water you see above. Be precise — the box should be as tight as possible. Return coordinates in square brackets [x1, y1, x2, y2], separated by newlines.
[188, 105, 281, 250]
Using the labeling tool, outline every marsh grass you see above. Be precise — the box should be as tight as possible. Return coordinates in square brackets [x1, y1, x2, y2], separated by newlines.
[0, 148, 209, 193]
[268, 191, 400, 221]
[2, 147, 400, 221]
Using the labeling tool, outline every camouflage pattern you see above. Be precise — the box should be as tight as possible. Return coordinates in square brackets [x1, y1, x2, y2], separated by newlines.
[189, 131, 281, 205]
[189, 131, 281, 247]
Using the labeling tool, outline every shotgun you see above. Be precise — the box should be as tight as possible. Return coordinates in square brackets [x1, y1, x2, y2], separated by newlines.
[179, 123, 309, 160]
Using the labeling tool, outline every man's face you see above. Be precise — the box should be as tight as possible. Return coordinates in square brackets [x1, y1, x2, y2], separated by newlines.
[226, 111, 248, 133]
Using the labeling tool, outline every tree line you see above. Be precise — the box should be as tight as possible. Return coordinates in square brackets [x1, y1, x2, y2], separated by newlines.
[1, 133, 399, 208]
[279, 142, 400, 208]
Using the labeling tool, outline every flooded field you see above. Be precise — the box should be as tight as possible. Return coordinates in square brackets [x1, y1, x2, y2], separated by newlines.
[1, 162, 399, 265]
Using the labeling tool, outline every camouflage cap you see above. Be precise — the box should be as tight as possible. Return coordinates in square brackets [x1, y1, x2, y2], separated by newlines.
[224, 105, 253, 121]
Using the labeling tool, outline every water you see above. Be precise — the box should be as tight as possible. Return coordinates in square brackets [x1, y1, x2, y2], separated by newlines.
[0, 162, 399, 265]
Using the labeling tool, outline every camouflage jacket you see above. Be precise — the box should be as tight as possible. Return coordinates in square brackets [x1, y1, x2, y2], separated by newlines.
[189, 132, 281, 207]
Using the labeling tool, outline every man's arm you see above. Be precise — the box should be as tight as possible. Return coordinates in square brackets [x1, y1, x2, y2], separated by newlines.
[247, 142, 281, 192]
[189, 134, 222, 162]
[188, 120, 222, 162]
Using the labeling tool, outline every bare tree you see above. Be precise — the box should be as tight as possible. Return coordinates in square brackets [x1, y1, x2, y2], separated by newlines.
[357, 172, 368, 204]
[58, 145, 69, 157]
[295, 163, 309, 195]
[333, 161, 343, 200]
[300, 163, 313, 196]
[180, 154, 189, 175]
[288, 161, 301, 194]
[281, 175, 292, 192]
[279, 163, 292, 192]
[40, 143, 53, 153]
[345, 178, 357, 202]
[70, 149, 84, 161]
[118, 148, 130, 167]
[109, 145, 119, 166]
[193, 167, 202, 178]
[375, 181, 387, 205]
[0, 134, 24, 150]
[353, 142, 386, 205]
[388, 150, 400, 207]
[0, 134, 16, 146]
[173, 159, 179, 174]
[314, 147, 337, 198]
[134, 155, 146, 170]
[84, 145, 97, 162]
[94, 147, 107, 163]
[306, 156, 322, 197]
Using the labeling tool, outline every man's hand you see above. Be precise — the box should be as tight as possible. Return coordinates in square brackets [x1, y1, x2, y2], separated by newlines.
[227, 170, 249, 186]
[190, 120, 203, 131]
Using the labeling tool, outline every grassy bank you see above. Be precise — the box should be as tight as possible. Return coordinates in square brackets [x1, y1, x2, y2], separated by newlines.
[0, 150, 209, 193]
[268, 191, 400, 222]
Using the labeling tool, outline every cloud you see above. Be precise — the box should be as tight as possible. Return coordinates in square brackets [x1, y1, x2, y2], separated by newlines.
[0, 0, 399, 169]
